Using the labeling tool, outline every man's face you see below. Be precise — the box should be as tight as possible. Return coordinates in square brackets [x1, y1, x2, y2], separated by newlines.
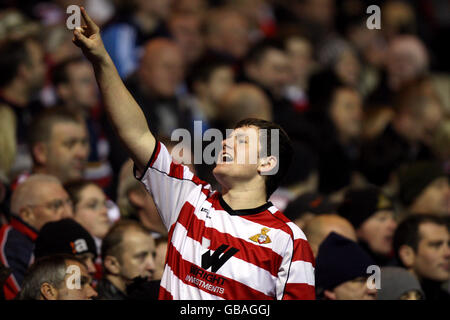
[411, 222, 450, 282]
[330, 277, 377, 300]
[45, 122, 89, 184]
[410, 177, 450, 215]
[141, 45, 184, 98]
[25, 182, 73, 230]
[357, 210, 397, 256]
[57, 260, 97, 300]
[329, 88, 362, 141]
[249, 49, 291, 97]
[213, 126, 266, 187]
[74, 184, 111, 239]
[61, 62, 98, 109]
[118, 229, 156, 283]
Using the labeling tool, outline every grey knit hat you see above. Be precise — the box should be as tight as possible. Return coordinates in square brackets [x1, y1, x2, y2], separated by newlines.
[377, 267, 424, 300]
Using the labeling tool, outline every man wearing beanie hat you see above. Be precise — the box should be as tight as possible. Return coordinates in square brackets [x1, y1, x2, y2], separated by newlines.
[34, 218, 98, 276]
[315, 232, 377, 300]
[397, 161, 449, 216]
[377, 267, 424, 300]
[338, 186, 397, 266]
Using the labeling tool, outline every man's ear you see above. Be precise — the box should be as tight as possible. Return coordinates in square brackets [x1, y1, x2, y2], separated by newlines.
[323, 289, 337, 300]
[18, 207, 35, 228]
[40, 282, 58, 300]
[398, 245, 415, 268]
[32, 142, 48, 166]
[104, 256, 121, 275]
[257, 155, 278, 176]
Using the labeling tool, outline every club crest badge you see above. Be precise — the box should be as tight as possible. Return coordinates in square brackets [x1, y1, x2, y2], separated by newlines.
[249, 227, 271, 245]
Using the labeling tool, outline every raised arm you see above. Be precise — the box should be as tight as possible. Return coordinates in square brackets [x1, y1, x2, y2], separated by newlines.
[72, 7, 155, 173]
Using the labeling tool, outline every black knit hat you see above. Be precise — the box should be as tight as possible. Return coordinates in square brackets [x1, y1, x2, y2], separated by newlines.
[284, 192, 337, 221]
[338, 186, 394, 229]
[315, 232, 375, 291]
[35, 218, 97, 260]
[398, 161, 446, 207]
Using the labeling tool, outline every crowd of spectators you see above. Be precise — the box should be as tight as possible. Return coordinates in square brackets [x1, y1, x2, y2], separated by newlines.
[0, 0, 449, 300]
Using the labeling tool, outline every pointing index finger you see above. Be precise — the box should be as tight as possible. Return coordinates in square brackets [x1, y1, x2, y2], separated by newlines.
[80, 6, 99, 33]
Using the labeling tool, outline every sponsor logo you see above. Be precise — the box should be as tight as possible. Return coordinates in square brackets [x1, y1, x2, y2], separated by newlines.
[249, 228, 272, 245]
[201, 244, 239, 273]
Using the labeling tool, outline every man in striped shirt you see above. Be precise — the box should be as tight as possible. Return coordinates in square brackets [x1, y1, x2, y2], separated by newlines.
[73, 8, 315, 300]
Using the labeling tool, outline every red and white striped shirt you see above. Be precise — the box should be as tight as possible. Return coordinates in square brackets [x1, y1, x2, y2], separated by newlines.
[135, 141, 315, 300]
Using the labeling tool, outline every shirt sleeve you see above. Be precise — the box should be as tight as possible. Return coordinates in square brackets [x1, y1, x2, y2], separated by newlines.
[276, 222, 316, 300]
[134, 141, 212, 231]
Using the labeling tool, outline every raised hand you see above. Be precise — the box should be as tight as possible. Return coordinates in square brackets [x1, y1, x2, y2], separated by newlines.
[72, 7, 108, 64]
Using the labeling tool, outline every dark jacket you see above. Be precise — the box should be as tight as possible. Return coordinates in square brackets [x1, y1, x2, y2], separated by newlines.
[0, 216, 38, 300]
[96, 277, 127, 300]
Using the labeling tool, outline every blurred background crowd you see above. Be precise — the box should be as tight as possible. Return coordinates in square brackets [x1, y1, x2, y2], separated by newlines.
[0, 0, 449, 300]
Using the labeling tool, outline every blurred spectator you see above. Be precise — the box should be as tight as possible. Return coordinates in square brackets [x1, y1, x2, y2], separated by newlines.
[307, 84, 363, 194]
[397, 161, 449, 217]
[0, 37, 46, 178]
[52, 56, 113, 190]
[377, 266, 424, 300]
[26, 107, 89, 185]
[393, 214, 450, 300]
[34, 218, 98, 276]
[283, 192, 337, 230]
[65, 180, 112, 242]
[17, 254, 97, 300]
[359, 78, 440, 187]
[269, 142, 318, 210]
[244, 39, 291, 101]
[243, 39, 308, 141]
[167, 11, 204, 66]
[204, 8, 250, 62]
[101, 0, 171, 78]
[315, 232, 377, 300]
[0, 174, 72, 299]
[98, 220, 156, 300]
[316, 38, 361, 89]
[304, 213, 357, 258]
[368, 35, 430, 106]
[338, 186, 397, 266]
[186, 57, 235, 129]
[116, 159, 166, 236]
[121, 38, 191, 137]
[283, 33, 315, 112]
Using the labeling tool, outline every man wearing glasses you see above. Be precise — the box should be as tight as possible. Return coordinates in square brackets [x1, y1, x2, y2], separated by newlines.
[0, 174, 72, 299]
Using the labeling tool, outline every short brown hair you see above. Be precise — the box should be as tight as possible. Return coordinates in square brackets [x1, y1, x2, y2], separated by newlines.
[27, 107, 83, 153]
[101, 220, 150, 265]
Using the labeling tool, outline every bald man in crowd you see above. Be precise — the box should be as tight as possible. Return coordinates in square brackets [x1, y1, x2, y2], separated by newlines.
[0, 174, 72, 299]
[106, 38, 194, 174]
[219, 83, 273, 129]
[303, 214, 357, 257]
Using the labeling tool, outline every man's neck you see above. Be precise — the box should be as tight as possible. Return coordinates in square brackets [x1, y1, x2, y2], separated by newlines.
[221, 185, 267, 211]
